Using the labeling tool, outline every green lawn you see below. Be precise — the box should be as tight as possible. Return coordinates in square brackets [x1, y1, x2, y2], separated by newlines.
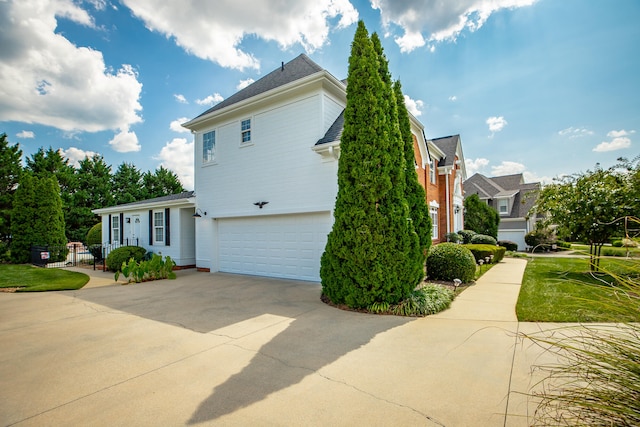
[570, 243, 640, 257]
[516, 257, 640, 322]
[0, 264, 89, 292]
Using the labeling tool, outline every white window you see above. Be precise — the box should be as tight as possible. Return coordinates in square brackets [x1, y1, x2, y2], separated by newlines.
[203, 130, 215, 163]
[430, 207, 438, 239]
[112, 216, 120, 243]
[498, 199, 509, 215]
[241, 118, 251, 144]
[430, 157, 437, 184]
[154, 211, 164, 244]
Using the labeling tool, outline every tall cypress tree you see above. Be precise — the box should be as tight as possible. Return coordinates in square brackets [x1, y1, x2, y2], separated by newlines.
[0, 133, 22, 242]
[394, 80, 432, 257]
[320, 21, 421, 308]
[34, 176, 67, 261]
[10, 173, 36, 263]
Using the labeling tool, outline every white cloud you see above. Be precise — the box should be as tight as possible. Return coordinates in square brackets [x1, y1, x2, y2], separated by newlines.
[449, 95, 457, 102]
[155, 138, 194, 190]
[174, 94, 188, 104]
[403, 94, 424, 117]
[523, 171, 552, 185]
[491, 161, 525, 176]
[170, 117, 191, 133]
[371, 0, 536, 52]
[558, 126, 594, 138]
[486, 116, 507, 135]
[465, 157, 489, 175]
[0, 1, 143, 140]
[237, 78, 255, 90]
[196, 93, 224, 106]
[593, 129, 635, 152]
[108, 128, 141, 152]
[607, 129, 635, 138]
[121, 0, 358, 71]
[16, 130, 35, 138]
[593, 137, 631, 152]
[60, 147, 98, 167]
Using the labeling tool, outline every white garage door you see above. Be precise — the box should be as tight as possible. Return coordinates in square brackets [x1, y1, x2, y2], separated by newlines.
[218, 212, 332, 281]
[497, 230, 526, 251]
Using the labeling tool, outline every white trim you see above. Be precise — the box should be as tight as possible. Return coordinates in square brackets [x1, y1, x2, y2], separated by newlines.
[429, 200, 440, 208]
[93, 197, 195, 215]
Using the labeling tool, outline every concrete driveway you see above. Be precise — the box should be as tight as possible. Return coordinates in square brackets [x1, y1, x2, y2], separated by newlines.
[0, 260, 544, 426]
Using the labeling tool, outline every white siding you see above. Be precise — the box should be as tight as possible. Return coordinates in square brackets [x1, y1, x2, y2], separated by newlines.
[194, 87, 342, 273]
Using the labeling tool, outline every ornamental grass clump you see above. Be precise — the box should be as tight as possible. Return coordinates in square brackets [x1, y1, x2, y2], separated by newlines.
[523, 257, 640, 426]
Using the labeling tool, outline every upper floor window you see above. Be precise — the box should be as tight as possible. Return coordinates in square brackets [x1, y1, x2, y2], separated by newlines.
[203, 130, 215, 163]
[241, 118, 251, 144]
[498, 199, 509, 215]
[429, 157, 437, 184]
[154, 211, 164, 244]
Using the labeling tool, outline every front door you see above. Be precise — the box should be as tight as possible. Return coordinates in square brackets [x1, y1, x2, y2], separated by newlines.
[131, 215, 141, 245]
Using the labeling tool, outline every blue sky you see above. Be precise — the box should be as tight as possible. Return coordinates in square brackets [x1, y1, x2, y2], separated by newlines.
[1, 0, 638, 190]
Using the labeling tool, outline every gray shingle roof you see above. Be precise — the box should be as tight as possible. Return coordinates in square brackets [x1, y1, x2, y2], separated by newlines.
[194, 54, 324, 119]
[316, 110, 344, 145]
[430, 135, 460, 167]
[463, 173, 540, 219]
[111, 191, 195, 209]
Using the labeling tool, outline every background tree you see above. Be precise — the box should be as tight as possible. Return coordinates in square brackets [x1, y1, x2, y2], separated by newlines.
[112, 162, 143, 205]
[534, 164, 628, 270]
[464, 194, 500, 238]
[10, 173, 36, 263]
[321, 21, 421, 309]
[33, 176, 67, 261]
[141, 166, 185, 199]
[394, 80, 432, 256]
[67, 155, 114, 242]
[0, 133, 22, 242]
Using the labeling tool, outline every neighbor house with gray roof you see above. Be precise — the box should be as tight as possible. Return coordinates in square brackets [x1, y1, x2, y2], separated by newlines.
[463, 173, 541, 250]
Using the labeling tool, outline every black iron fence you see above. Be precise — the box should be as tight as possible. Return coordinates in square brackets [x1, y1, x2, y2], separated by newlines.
[30, 239, 140, 270]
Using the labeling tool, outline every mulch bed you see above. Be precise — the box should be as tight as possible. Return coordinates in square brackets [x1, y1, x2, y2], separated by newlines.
[0, 287, 25, 293]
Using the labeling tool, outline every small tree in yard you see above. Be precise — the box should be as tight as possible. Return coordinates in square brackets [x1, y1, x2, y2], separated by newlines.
[464, 194, 500, 239]
[321, 21, 422, 309]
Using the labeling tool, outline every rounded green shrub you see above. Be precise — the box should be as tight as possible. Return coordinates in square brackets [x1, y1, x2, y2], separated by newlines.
[470, 234, 497, 245]
[106, 246, 147, 272]
[86, 222, 102, 246]
[426, 243, 476, 283]
[457, 230, 476, 244]
[612, 240, 623, 248]
[497, 240, 518, 251]
[445, 232, 461, 243]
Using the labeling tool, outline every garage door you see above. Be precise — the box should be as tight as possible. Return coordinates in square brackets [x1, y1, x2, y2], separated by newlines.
[497, 230, 526, 251]
[218, 212, 332, 281]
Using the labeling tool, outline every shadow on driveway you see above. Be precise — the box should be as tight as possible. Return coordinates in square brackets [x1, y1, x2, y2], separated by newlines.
[75, 270, 411, 424]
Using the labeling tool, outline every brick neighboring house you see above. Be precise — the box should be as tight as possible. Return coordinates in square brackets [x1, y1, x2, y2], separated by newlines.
[463, 173, 541, 250]
[96, 54, 467, 281]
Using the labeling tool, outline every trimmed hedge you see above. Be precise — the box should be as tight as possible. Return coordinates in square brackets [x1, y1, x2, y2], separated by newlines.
[470, 234, 497, 245]
[426, 243, 476, 283]
[105, 246, 147, 272]
[457, 230, 476, 244]
[497, 240, 518, 251]
[464, 244, 506, 264]
[556, 240, 572, 249]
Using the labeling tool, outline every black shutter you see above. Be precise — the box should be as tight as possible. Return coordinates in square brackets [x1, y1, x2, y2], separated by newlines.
[149, 210, 153, 245]
[119, 213, 124, 244]
[165, 208, 170, 246]
[108, 214, 112, 243]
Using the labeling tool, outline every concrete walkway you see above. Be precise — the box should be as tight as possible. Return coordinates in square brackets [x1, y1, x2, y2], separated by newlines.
[0, 258, 544, 426]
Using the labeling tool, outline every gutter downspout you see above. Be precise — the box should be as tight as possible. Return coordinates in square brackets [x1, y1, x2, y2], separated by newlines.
[445, 169, 451, 235]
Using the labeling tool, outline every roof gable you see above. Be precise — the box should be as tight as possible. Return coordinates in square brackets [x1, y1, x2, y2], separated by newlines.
[430, 135, 460, 168]
[194, 54, 323, 120]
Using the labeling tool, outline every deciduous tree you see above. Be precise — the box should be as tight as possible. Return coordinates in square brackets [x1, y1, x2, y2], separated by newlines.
[464, 193, 500, 238]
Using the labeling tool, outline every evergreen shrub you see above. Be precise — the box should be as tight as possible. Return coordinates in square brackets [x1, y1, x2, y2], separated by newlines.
[498, 240, 518, 251]
[445, 232, 461, 243]
[106, 246, 147, 272]
[470, 234, 497, 245]
[457, 229, 476, 244]
[556, 240, 572, 249]
[465, 244, 506, 264]
[86, 222, 103, 259]
[612, 240, 623, 247]
[426, 243, 476, 283]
